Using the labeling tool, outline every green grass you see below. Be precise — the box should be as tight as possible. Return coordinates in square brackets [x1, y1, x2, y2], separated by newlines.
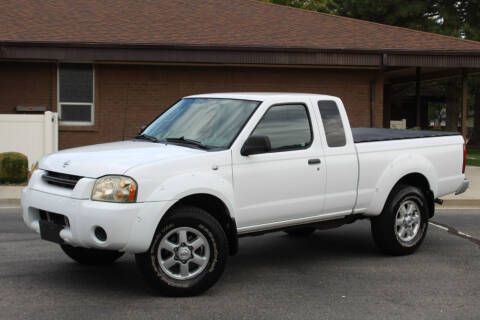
[467, 147, 480, 166]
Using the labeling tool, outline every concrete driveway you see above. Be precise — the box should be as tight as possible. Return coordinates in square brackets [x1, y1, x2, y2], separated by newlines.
[0, 207, 479, 320]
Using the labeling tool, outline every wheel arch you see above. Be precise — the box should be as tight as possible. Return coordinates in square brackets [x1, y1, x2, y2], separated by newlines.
[160, 193, 239, 255]
[384, 172, 435, 218]
[363, 152, 438, 217]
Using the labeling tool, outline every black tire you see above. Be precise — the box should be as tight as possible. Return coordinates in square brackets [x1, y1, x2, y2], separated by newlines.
[284, 227, 316, 237]
[371, 184, 429, 256]
[135, 206, 228, 297]
[60, 244, 124, 265]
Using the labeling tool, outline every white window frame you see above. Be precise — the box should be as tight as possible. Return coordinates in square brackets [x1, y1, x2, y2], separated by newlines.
[57, 62, 95, 126]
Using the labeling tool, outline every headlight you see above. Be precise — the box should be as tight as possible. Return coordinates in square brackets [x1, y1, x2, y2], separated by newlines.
[91, 175, 137, 203]
[28, 161, 39, 182]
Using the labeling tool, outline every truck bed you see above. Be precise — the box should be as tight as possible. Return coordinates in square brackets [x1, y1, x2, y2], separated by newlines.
[352, 128, 461, 143]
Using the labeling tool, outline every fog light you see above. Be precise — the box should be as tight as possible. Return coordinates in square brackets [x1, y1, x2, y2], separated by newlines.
[94, 226, 107, 242]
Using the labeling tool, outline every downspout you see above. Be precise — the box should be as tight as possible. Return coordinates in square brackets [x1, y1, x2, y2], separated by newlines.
[369, 80, 374, 127]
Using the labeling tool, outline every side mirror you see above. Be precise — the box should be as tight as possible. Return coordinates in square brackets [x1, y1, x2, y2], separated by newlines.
[241, 135, 271, 156]
[138, 125, 147, 134]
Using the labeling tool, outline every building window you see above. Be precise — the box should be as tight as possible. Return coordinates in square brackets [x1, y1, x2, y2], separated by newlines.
[58, 63, 94, 125]
[318, 100, 346, 147]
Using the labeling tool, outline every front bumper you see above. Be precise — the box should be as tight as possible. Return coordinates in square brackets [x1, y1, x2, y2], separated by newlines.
[21, 187, 174, 253]
[455, 179, 469, 195]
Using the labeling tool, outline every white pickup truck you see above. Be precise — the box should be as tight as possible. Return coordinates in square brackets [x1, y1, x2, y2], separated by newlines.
[22, 93, 468, 296]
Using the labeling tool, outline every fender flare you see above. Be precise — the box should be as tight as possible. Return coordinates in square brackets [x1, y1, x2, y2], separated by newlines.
[144, 171, 236, 217]
[141, 173, 238, 254]
[365, 153, 437, 215]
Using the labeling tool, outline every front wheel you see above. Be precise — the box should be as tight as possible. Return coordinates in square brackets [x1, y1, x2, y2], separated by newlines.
[60, 244, 124, 265]
[371, 184, 429, 256]
[135, 206, 228, 297]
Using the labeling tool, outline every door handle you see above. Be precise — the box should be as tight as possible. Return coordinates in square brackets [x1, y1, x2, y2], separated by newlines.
[308, 158, 321, 165]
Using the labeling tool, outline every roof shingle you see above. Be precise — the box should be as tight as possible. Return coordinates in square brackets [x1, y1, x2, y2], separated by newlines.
[1, 0, 480, 52]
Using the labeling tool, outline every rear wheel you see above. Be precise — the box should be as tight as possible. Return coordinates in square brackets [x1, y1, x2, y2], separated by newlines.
[135, 206, 228, 296]
[371, 184, 429, 256]
[284, 227, 316, 237]
[60, 244, 124, 265]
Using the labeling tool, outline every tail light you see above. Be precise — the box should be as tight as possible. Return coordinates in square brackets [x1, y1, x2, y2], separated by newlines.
[462, 144, 466, 174]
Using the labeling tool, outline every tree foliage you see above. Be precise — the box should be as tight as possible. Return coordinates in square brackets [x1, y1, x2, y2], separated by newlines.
[261, 0, 480, 41]
[460, 0, 480, 41]
[258, 0, 329, 11]
[325, 0, 455, 35]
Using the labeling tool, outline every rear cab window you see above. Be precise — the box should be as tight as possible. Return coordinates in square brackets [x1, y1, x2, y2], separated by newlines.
[317, 100, 346, 147]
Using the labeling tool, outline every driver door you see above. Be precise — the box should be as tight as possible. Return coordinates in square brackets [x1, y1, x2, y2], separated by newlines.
[232, 102, 326, 233]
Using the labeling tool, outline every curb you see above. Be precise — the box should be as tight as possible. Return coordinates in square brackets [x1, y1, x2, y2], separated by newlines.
[0, 186, 24, 201]
[2, 199, 479, 209]
[1, 189, 479, 209]
[0, 199, 21, 207]
[437, 198, 480, 209]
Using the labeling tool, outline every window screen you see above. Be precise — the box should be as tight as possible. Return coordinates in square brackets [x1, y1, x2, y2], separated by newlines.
[318, 100, 346, 147]
[58, 63, 94, 124]
[250, 104, 312, 152]
[59, 64, 93, 102]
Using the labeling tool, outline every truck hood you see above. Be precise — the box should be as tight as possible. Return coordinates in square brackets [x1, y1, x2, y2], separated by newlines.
[39, 140, 205, 178]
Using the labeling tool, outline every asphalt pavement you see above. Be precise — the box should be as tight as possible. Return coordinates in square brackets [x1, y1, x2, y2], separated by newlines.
[0, 207, 479, 320]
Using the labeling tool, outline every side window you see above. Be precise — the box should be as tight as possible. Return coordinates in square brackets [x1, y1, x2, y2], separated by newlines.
[318, 100, 346, 147]
[58, 63, 94, 125]
[250, 104, 312, 152]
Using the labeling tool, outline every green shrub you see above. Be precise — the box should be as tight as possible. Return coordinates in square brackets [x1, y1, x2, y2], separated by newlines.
[0, 152, 28, 184]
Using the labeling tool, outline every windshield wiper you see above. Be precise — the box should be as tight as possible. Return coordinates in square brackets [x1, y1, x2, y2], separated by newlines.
[165, 136, 212, 150]
[134, 133, 160, 143]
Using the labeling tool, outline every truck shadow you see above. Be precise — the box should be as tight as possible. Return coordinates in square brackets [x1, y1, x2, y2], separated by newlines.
[27, 258, 150, 297]
[26, 222, 384, 296]
[230, 226, 381, 268]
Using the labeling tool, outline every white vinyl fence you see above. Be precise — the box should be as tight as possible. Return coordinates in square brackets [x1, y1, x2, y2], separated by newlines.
[0, 112, 58, 169]
[390, 119, 407, 129]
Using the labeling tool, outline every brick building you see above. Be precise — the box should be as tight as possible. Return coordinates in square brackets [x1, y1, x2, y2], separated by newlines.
[1, 0, 480, 149]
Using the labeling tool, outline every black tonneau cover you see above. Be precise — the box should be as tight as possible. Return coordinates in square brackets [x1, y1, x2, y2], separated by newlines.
[352, 128, 460, 143]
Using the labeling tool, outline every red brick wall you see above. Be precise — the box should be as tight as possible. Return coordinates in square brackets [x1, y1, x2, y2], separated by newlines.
[0, 61, 56, 113]
[0, 62, 383, 149]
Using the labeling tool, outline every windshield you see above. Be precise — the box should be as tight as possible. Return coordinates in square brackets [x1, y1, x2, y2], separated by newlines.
[141, 98, 260, 149]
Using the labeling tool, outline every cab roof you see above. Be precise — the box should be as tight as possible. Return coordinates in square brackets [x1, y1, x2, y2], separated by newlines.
[185, 92, 338, 102]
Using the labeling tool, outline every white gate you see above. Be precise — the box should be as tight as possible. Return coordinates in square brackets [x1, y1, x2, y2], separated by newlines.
[0, 111, 58, 168]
